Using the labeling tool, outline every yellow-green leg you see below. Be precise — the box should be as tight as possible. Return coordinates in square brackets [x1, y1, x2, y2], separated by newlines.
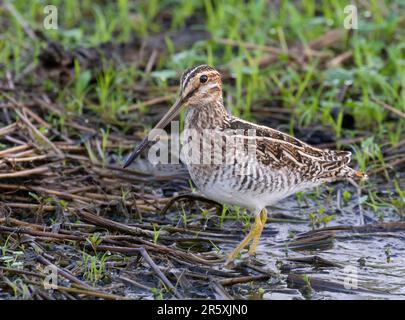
[248, 208, 267, 256]
[225, 208, 267, 265]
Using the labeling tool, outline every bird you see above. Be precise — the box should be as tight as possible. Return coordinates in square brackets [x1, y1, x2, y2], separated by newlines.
[124, 65, 367, 265]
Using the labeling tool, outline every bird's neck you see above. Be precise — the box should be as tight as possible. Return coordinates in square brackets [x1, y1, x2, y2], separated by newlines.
[184, 100, 229, 130]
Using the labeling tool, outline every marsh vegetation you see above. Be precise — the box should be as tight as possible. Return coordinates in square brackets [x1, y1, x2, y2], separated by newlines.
[0, 0, 404, 299]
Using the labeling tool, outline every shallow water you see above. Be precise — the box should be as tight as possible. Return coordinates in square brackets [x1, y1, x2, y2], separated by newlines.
[219, 187, 405, 300]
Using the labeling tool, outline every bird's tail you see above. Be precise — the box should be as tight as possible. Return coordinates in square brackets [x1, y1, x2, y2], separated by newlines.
[338, 165, 368, 181]
[320, 151, 368, 182]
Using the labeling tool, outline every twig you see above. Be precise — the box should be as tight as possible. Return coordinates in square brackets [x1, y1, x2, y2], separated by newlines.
[160, 193, 223, 215]
[76, 210, 155, 238]
[138, 247, 183, 299]
[219, 274, 270, 286]
[369, 157, 405, 175]
[210, 280, 233, 300]
[119, 275, 153, 291]
[2, 93, 49, 127]
[326, 51, 352, 68]
[372, 97, 405, 120]
[126, 95, 174, 112]
[97, 246, 183, 299]
[0, 123, 17, 137]
[15, 108, 64, 157]
[0, 166, 50, 179]
[36, 254, 92, 289]
[0, 144, 30, 158]
[24, 279, 129, 300]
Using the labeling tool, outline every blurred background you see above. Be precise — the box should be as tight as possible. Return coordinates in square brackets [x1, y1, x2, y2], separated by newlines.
[1, 1, 403, 138]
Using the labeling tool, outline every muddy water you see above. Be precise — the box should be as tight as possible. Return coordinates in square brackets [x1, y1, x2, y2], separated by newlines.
[218, 185, 405, 300]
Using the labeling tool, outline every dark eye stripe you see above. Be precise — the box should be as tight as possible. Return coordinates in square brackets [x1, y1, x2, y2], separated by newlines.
[181, 65, 216, 91]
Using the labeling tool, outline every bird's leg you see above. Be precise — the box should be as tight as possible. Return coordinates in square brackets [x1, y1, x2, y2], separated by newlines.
[248, 208, 267, 256]
[225, 211, 263, 265]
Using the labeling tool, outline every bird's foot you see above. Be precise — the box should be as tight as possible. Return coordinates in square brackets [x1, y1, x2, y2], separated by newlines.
[224, 209, 267, 267]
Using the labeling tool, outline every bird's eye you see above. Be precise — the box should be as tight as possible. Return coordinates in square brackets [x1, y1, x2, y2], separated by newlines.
[199, 75, 208, 83]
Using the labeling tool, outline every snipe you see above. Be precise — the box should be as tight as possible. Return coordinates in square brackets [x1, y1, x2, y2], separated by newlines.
[124, 65, 366, 265]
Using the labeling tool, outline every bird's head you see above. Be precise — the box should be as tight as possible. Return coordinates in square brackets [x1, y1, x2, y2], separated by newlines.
[179, 65, 222, 105]
[123, 65, 222, 168]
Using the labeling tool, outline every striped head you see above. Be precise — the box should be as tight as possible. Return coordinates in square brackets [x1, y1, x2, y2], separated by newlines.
[179, 65, 222, 105]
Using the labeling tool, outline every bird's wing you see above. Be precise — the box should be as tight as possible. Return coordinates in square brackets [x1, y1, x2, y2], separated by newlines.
[227, 117, 351, 179]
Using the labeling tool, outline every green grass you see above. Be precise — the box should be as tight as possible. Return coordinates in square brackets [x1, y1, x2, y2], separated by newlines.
[0, 0, 404, 217]
[82, 250, 110, 286]
[2, 1, 403, 123]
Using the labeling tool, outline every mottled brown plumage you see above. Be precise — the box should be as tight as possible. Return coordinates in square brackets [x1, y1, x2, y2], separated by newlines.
[125, 65, 366, 265]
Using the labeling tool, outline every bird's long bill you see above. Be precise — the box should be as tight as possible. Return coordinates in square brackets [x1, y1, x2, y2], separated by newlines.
[123, 97, 184, 168]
